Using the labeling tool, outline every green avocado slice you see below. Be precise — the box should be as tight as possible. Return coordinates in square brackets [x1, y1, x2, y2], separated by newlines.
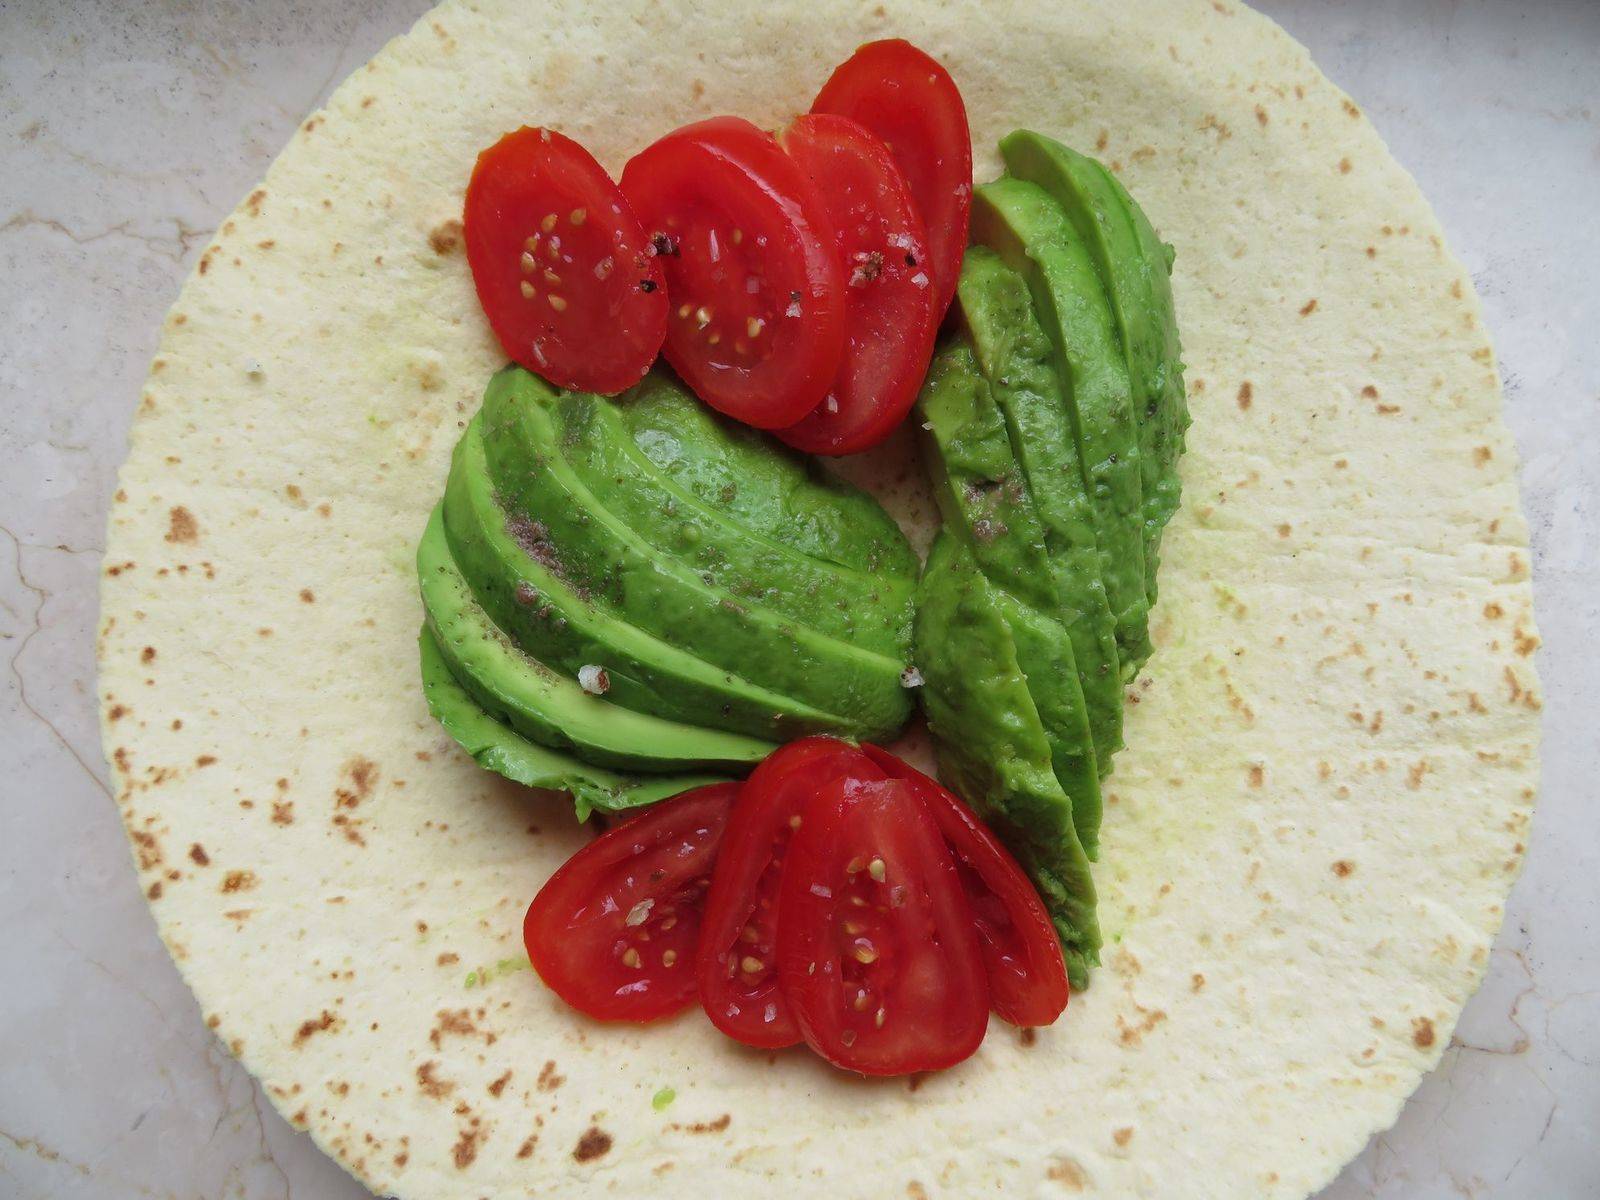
[615, 372, 919, 581]
[955, 247, 1126, 786]
[420, 504, 774, 773]
[915, 531, 1101, 989]
[914, 341, 1105, 855]
[523, 370, 910, 660]
[999, 130, 1184, 610]
[417, 625, 723, 818]
[971, 176, 1153, 676]
[443, 417, 841, 741]
[480, 372, 911, 740]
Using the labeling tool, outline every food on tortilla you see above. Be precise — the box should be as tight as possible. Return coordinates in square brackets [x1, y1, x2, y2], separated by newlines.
[98, 1, 1541, 1194]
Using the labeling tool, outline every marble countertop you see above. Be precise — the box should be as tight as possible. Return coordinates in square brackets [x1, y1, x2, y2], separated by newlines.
[2, 2, 1595, 1196]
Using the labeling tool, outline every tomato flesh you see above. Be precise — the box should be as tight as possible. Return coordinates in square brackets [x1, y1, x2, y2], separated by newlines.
[464, 126, 666, 394]
[774, 114, 938, 456]
[523, 783, 737, 1023]
[620, 117, 845, 429]
[777, 775, 988, 1074]
[812, 39, 973, 318]
[862, 746, 1069, 1026]
[698, 738, 886, 1048]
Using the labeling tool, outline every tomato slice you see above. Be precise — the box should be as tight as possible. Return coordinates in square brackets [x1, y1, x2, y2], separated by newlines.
[523, 783, 737, 1023]
[464, 126, 666, 394]
[777, 775, 988, 1074]
[812, 40, 973, 318]
[773, 115, 938, 456]
[620, 117, 845, 429]
[862, 746, 1069, 1026]
[697, 737, 886, 1047]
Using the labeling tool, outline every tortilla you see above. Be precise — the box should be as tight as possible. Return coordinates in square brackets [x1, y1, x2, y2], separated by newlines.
[97, 1, 1541, 1195]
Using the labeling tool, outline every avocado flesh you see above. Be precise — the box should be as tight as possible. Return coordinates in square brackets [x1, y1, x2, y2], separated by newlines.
[417, 625, 725, 817]
[954, 247, 1126, 784]
[971, 177, 1153, 676]
[480, 372, 911, 740]
[420, 505, 774, 773]
[915, 531, 1101, 989]
[508, 368, 910, 660]
[443, 418, 842, 740]
[914, 341, 1106, 856]
[617, 371, 919, 581]
[1000, 130, 1184, 611]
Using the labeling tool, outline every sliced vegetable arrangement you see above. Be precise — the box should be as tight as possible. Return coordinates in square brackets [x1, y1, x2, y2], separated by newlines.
[523, 739, 1067, 1075]
[427, 35, 1188, 1074]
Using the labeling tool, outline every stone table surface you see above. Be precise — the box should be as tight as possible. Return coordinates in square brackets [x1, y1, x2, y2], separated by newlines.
[2, 2, 1596, 1197]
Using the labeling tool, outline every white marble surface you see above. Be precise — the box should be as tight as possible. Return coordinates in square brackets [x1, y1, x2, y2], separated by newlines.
[1, 1, 1595, 1196]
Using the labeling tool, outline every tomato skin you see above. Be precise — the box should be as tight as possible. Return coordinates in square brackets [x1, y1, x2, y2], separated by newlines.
[697, 738, 885, 1048]
[523, 783, 737, 1023]
[862, 746, 1069, 1026]
[464, 126, 666, 394]
[777, 776, 988, 1075]
[812, 39, 973, 318]
[620, 117, 845, 429]
[774, 114, 939, 457]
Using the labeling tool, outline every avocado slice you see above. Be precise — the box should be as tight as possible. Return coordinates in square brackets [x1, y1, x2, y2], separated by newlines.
[526, 370, 910, 660]
[443, 417, 842, 741]
[914, 341, 1105, 856]
[420, 505, 774, 773]
[954, 246, 1126, 786]
[999, 130, 1184, 609]
[418, 625, 725, 818]
[615, 370, 919, 581]
[971, 177, 1153, 675]
[915, 531, 1101, 989]
[480, 371, 911, 740]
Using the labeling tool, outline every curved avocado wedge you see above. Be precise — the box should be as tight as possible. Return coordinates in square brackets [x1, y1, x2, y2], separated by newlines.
[417, 626, 723, 819]
[615, 372, 918, 581]
[915, 340, 1106, 854]
[480, 373, 911, 740]
[443, 419, 842, 741]
[971, 176, 1153, 676]
[516, 370, 911, 660]
[954, 248, 1126, 780]
[915, 531, 1101, 989]
[420, 506, 774, 773]
[999, 130, 1183, 608]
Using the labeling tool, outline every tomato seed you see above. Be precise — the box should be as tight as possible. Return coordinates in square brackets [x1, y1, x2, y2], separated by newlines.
[677, 303, 692, 319]
[543, 268, 562, 286]
[746, 316, 764, 338]
[740, 955, 765, 975]
[852, 943, 879, 965]
[845, 856, 865, 875]
[520, 251, 537, 273]
[661, 950, 678, 967]
[548, 295, 568, 312]
[569, 208, 587, 226]
[540, 213, 558, 233]
[520, 281, 536, 300]
[874, 1007, 886, 1028]
[868, 858, 887, 882]
[621, 948, 642, 969]
[694, 306, 712, 329]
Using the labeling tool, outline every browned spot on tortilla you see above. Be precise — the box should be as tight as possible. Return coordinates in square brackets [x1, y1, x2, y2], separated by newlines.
[452, 1118, 483, 1168]
[1513, 628, 1539, 657]
[1342, 98, 1361, 118]
[417, 1060, 455, 1099]
[1407, 760, 1430, 790]
[1116, 1005, 1167, 1047]
[536, 1060, 564, 1091]
[1236, 381, 1253, 410]
[188, 843, 210, 866]
[109, 704, 129, 721]
[488, 1070, 512, 1097]
[1048, 1156, 1088, 1189]
[516, 1135, 536, 1159]
[302, 115, 323, 134]
[140, 646, 156, 664]
[1191, 972, 1206, 991]
[1376, 402, 1401, 414]
[1254, 105, 1268, 126]
[1332, 860, 1356, 878]
[1198, 113, 1231, 140]
[675, 1114, 731, 1134]
[299, 588, 315, 603]
[223, 909, 251, 923]
[294, 1010, 337, 1046]
[430, 1008, 478, 1049]
[1360, 385, 1379, 400]
[907, 1184, 929, 1200]
[691, 79, 706, 101]
[1338, 157, 1352, 174]
[317, 502, 332, 517]
[1094, 129, 1109, 152]
[1019, 1027, 1037, 1046]
[1113, 1126, 1134, 1147]
[246, 188, 266, 216]
[1366, 245, 1377, 258]
[146, 880, 163, 900]
[1412, 1017, 1436, 1048]
[165, 506, 199, 544]
[195, 754, 216, 768]
[429, 218, 464, 256]
[1247, 764, 1264, 788]
[221, 870, 256, 893]
[573, 1127, 613, 1162]
[437, 952, 459, 967]
[271, 800, 294, 825]
[1299, 298, 1318, 316]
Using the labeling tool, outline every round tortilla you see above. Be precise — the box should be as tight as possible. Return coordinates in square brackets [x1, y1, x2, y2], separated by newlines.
[98, 1, 1541, 1196]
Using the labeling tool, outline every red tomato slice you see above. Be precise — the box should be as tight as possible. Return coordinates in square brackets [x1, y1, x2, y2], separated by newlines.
[523, 783, 737, 1023]
[620, 117, 845, 429]
[812, 39, 973, 318]
[774, 115, 938, 457]
[464, 126, 666, 394]
[777, 775, 988, 1075]
[862, 746, 1069, 1026]
[697, 737, 886, 1048]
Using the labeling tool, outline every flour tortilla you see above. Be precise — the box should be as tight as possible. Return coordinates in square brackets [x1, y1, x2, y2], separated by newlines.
[98, 1, 1541, 1195]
